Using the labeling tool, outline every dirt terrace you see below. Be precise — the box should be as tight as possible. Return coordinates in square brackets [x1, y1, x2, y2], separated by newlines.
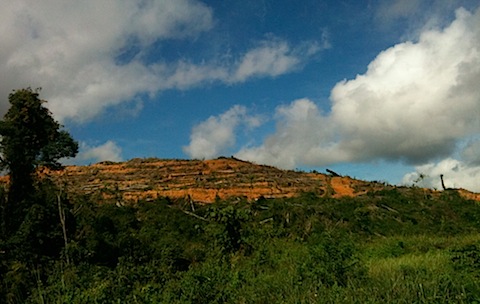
[40, 157, 389, 203]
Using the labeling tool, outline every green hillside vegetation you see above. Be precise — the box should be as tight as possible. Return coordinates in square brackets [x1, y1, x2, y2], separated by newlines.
[1, 184, 480, 303]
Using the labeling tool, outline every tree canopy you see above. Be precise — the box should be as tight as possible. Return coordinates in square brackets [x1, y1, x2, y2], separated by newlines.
[0, 88, 78, 234]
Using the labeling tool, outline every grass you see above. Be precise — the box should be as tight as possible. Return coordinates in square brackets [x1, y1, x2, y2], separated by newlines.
[367, 250, 451, 284]
[349, 234, 480, 303]
[362, 234, 480, 258]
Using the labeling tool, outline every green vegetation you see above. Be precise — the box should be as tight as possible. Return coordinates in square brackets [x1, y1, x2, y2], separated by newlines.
[1, 187, 480, 303]
[0, 88, 78, 237]
[1, 89, 480, 303]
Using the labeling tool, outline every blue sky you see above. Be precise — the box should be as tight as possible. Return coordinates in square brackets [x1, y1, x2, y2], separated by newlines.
[2, 0, 480, 191]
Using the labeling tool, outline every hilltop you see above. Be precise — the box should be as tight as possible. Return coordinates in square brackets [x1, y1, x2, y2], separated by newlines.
[33, 156, 479, 203]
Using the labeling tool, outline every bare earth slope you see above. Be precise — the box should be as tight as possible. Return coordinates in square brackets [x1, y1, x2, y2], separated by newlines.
[36, 157, 388, 203]
[31, 157, 480, 203]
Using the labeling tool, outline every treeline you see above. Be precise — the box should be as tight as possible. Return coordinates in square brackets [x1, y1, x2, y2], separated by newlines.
[1, 186, 480, 303]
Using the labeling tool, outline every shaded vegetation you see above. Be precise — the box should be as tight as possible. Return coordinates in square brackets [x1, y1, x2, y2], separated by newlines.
[1, 185, 480, 303]
[0, 88, 78, 238]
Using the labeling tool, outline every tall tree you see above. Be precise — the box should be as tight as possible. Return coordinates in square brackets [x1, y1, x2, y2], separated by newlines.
[0, 88, 78, 235]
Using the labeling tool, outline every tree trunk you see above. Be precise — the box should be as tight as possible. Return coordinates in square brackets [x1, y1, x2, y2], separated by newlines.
[440, 174, 446, 190]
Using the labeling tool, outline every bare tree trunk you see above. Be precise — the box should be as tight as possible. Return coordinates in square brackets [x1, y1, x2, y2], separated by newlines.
[326, 169, 341, 177]
[57, 192, 70, 265]
[440, 174, 447, 190]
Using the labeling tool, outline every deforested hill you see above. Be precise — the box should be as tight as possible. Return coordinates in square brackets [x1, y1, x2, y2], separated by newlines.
[30, 156, 480, 203]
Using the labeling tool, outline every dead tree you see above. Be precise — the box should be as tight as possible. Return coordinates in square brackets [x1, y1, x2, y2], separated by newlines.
[326, 169, 341, 177]
[440, 174, 447, 190]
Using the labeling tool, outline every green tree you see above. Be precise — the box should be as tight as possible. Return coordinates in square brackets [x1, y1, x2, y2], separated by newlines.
[0, 88, 78, 236]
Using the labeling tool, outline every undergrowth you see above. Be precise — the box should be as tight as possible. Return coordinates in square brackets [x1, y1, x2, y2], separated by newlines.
[1, 187, 480, 303]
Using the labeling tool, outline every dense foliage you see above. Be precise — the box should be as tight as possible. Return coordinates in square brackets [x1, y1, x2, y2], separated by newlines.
[0, 88, 78, 237]
[1, 185, 480, 303]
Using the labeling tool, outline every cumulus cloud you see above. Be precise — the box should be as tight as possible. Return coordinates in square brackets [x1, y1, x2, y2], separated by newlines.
[402, 158, 480, 191]
[183, 105, 262, 159]
[236, 99, 334, 168]
[1, 1, 321, 122]
[73, 141, 123, 164]
[235, 7, 480, 173]
[329, 7, 480, 163]
[403, 138, 480, 191]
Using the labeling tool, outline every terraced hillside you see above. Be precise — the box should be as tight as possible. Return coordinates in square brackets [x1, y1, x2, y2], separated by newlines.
[0, 156, 473, 203]
[38, 157, 391, 203]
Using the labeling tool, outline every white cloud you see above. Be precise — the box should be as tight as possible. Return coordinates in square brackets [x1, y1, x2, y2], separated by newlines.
[236, 7, 480, 171]
[74, 141, 123, 164]
[159, 61, 229, 90]
[402, 158, 480, 191]
[236, 99, 334, 168]
[1, 1, 321, 122]
[329, 7, 480, 163]
[160, 39, 321, 89]
[403, 138, 480, 192]
[1, 0, 213, 122]
[231, 39, 321, 82]
[183, 105, 262, 159]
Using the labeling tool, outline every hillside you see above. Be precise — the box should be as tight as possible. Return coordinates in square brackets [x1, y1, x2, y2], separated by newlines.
[4, 157, 480, 303]
[39, 157, 386, 203]
[34, 156, 479, 203]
